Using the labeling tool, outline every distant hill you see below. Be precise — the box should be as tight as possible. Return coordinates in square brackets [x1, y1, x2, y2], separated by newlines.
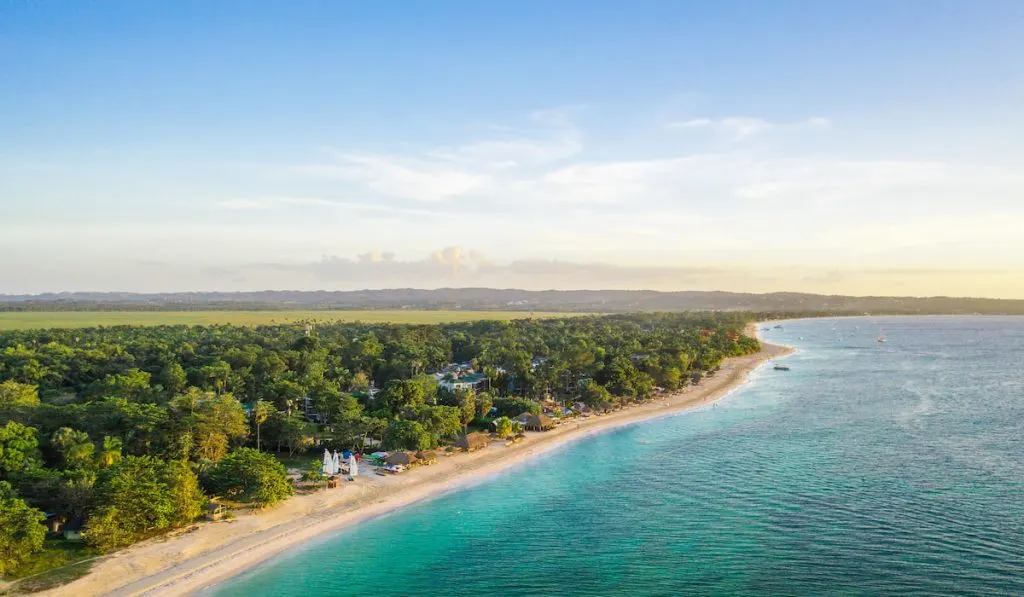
[1, 289, 1022, 315]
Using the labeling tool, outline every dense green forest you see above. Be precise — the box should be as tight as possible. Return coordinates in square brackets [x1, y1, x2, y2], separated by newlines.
[0, 312, 757, 578]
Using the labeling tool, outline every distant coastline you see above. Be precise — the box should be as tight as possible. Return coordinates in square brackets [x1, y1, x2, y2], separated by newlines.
[3, 288, 1023, 316]
[40, 330, 792, 597]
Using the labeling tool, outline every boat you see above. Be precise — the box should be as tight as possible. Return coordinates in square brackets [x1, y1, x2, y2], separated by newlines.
[773, 365, 790, 371]
[773, 325, 783, 329]
[877, 335, 886, 343]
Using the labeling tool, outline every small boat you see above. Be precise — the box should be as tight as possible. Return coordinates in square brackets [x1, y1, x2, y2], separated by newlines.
[877, 335, 886, 343]
[774, 325, 783, 329]
[773, 365, 790, 371]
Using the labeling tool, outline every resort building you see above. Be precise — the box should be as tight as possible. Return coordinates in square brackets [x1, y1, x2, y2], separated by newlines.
[438, 372, 489, 392]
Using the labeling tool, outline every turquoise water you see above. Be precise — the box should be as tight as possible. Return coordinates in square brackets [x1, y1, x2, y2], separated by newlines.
[211, 317, 1024, 596]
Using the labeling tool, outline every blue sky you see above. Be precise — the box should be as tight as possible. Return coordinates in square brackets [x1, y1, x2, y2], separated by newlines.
[2, 1, 1022, 296]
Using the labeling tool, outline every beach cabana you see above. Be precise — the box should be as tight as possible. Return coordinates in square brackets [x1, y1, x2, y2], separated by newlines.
[454, 431, 491, 452]
[522, 413, 555, 431]
[205, 502, 227, 521]
[415, 451, 438, 465]
[385, 451, 418, 466]
[573, 402, 593, 416]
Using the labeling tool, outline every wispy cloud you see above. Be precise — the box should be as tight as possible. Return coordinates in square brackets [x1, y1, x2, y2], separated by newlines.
[293, 107, 584, 201]
[668, 115, 829, 140]
[240, 246, 744, 291]
[214, 196, 431, 216]
[218, 246, 1024, 296]
[216, 198, 277, 210]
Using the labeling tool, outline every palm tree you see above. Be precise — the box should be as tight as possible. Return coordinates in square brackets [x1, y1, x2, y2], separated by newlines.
[97, 436, 123, 468]
[251, 400, 274, 451]
[52, 427, 95, 469]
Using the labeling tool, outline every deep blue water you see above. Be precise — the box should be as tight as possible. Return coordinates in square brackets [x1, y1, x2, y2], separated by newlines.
[211, 317, 1024, 596]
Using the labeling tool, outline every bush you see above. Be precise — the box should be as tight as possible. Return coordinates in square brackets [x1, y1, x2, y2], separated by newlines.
[202, 448, 293, 507]
[382, 420, 432, 451]
[492, 397, 540, 418]
[0, 481, 46, 576]
[83, 456, 205, 552]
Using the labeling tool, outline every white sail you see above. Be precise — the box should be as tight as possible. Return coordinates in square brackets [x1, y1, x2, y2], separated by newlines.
[322, 449, 332, 476]
[332, 451, 341, 476]
[349, 454, 358, 477]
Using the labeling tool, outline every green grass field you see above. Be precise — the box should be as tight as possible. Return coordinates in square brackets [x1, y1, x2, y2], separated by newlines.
[0, 310, 582, 331]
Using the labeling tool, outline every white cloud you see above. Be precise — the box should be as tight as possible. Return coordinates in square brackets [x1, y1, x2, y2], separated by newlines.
[294, 107, 583, 200]
[671, 118, 714, 129]
[215, 198, 275, 210]
[296, 154, 487, 202]
[668, 115, 830, 140]
[214, 196, 431, 216]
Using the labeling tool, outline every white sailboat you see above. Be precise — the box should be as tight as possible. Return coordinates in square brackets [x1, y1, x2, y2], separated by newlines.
[322, 449, 332, 476]
[332, 451, 341, 475]
[349, 454, 358, 478]
[877, 334, 887, 343]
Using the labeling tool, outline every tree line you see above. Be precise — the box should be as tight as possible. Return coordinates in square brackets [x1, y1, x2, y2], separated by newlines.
[0, 312, 758, 575]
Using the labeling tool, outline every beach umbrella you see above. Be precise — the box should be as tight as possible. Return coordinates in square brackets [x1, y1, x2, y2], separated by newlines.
[322, 449, 332, 476]
[349, 454, 358, 477]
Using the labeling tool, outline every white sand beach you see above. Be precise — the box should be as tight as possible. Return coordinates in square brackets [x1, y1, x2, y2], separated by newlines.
[42, 334, 791, 597]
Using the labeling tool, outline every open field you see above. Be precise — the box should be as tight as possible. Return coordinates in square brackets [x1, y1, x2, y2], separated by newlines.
[0, 310, 582, 331]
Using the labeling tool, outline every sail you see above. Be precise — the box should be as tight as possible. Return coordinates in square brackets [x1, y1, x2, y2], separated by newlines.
[333, 451, 341, 475]
[349, 454, 358, 477]
[322, 449, 332, 476]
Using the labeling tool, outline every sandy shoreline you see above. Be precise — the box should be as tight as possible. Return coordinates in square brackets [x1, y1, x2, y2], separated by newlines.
[43, 332, 791, 597]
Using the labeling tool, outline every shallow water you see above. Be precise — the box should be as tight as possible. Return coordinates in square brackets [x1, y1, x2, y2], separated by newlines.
[211, 317, 1024, 596]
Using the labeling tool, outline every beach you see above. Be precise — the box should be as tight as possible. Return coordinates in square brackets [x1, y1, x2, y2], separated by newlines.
[42, 333, 790, 597]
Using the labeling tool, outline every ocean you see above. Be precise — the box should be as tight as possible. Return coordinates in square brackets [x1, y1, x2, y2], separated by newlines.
[209, 317, 1024, 596]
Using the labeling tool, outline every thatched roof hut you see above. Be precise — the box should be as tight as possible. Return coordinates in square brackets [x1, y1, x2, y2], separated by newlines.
[596, 401, 615, 414]
[573, 402, 593, 415]
[415, 451, 438, 465]
[385, 451, 419, 466]
[522, 413, 555, 431]
[454, 431, 491, 452]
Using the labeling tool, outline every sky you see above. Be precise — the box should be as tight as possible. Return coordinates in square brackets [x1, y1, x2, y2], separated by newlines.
[2, 1, 1023, 297]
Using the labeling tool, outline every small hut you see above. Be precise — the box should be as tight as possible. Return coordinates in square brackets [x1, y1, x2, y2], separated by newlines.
[454, 432, 491, 452]
[62, 517, 85, 541]
[597, 401, 615, 414]
[44, 513, 66, 534]
[415, 451, 438, 465]
[522, 413, 555, 431]
[205, 502, 227, 521]
[385, 451, 419, 467]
